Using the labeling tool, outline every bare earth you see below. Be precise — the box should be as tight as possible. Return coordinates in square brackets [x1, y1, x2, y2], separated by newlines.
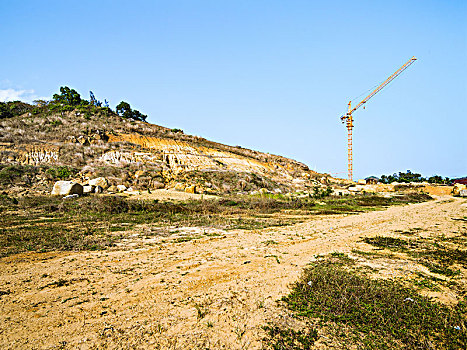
[1, 196, 466, 349]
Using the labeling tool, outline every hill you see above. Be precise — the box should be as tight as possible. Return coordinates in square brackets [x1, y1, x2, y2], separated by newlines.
[0, 89, 338, 196]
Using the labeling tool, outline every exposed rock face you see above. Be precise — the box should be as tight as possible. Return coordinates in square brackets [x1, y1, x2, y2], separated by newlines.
[0, 144, 59, 165]
[99, 150, 160, 165]
[103, 134, 305, 178]
[51, 181, 83, 196]
[0, 109, 335, 195]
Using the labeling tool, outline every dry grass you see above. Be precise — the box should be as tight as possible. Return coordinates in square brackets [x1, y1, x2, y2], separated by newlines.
[0, 193, 432, 257]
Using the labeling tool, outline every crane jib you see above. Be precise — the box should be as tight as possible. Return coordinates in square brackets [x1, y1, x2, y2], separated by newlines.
[340, 56, 417, 181]
[349, 56, 417, 115]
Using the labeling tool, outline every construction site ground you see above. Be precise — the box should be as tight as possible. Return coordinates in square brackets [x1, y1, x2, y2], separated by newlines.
[0, 196, 466, 349]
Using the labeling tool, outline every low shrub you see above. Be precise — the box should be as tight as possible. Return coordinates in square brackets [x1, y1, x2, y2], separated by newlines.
[45, 166, 76, 180]
[271, 258, 467, 349]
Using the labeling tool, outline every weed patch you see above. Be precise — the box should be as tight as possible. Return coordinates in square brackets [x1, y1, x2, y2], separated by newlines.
[363, 235, 467, 277]
[265, 258, 467, 349]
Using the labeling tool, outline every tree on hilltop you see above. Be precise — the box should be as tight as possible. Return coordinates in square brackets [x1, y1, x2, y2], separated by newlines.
[89, 91, 102, 107]
[0, 102, 13, 119]
[116, 101, 147, 122]
[52, 86, 82, 106]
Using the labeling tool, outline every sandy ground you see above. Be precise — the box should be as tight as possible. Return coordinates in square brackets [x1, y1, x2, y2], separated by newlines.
[0, 196, 466, 349]
[119, 188, 218, 201]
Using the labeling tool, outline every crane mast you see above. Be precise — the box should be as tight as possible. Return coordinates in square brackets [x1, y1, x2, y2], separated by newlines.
[341, 56, 417, 181]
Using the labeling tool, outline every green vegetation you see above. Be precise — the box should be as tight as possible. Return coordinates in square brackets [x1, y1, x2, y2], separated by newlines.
[52, 86, 82, 106]
[263, 255, 466, 349]
[1, 86, 147, 123]
[263, 325, 318, 350]
[363, 235, 466, 277]
[0, 164, 78, 185]
[0, 101, 34, 119]
[0, 193, 431, 257]
[380, 170, 451, 184]
[0, 165, 27, 184]
[311, 185, 332, 199]
[115, 101, 147, 122]
[45, 166, 77, 180]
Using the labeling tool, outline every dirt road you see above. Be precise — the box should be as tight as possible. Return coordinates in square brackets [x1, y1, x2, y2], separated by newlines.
[1, 197, 466, 349]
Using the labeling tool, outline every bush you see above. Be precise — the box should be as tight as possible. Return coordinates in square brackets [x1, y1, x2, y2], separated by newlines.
[0, 101, 34, 119]
[116, 101, 147, 122]
[46, 166, 75, 180]
[0, 165, 24, 183]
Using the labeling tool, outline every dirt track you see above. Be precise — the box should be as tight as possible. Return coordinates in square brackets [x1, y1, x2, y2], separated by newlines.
[1, 196, 466, 349]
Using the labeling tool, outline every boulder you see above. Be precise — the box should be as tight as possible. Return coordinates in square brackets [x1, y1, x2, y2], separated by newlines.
[174, 183, 185, 191]
[459, 189, 467, 197]
[107, 185, 117, 193]
[152, 180, 165, 189]
[83, 185, 95, 194]
[89, 177, 109, 189]
[51, 181, 83, 196]
[453, 183, 467, 196]
[117, 185, 127, 192]
[94, 186, 103, 193]
[185, 184, 196, 194]
[221, 183, 232, 192]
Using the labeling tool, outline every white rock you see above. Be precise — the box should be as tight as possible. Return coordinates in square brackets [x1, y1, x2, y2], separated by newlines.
[348, 185, 365, 192]
[117, 185, 127, 192]
[63, 194, 79, 199]
[51, 181, 83, 196]
[88, 177, 109, 189]
[83, 185, 95, 194]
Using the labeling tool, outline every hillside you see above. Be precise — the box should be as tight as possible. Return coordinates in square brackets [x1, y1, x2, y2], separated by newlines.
[0, 95, 337, 196]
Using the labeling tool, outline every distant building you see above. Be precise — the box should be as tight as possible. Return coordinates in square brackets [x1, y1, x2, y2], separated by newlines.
[453, 177, 467, 185]
[365, 176, 380, 185]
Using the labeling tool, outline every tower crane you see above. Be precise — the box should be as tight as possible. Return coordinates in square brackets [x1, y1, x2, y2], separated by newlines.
[341, 56, 417, 181]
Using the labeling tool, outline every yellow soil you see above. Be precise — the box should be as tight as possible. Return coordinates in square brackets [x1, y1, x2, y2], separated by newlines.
[0, 197, 465, 349]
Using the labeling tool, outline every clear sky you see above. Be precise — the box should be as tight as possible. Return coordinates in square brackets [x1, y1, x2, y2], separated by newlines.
[1, 0, 466, 179]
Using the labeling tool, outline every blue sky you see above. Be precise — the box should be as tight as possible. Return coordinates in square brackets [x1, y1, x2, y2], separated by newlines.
[1, 0, 466, 179]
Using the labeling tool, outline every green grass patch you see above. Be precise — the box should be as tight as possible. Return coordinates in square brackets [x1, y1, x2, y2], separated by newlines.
[362, 235, 466, 277]
[264, 258, 467, 349]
